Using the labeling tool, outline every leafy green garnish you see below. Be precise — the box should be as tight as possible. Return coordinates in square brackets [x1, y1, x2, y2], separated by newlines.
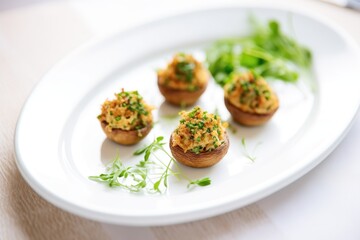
[188, 177, 211, 188]
[206, 18, 312, 87]
[89, 136, 211, 193]
[89, 153, 148, 192]
[252, 20, 311, 68]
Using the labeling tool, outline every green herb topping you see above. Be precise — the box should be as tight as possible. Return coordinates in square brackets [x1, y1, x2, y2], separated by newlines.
[172, 106, 228, 154]
[157, 53, 208, 91]
[98, 89, 153, 131]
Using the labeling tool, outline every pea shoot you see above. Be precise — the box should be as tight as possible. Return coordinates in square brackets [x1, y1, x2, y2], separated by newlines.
[89, 136, 211, 193]
[206, 19, 312, 87]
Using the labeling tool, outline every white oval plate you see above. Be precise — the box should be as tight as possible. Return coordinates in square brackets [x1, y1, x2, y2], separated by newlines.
[15, 6, 360, 226]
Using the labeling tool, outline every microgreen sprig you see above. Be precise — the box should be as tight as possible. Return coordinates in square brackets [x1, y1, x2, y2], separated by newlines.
[188, 177, 211, 188]
[134, 136, 211, 192]
[89, 153, 149, 192]
[89, 136, 211, 193]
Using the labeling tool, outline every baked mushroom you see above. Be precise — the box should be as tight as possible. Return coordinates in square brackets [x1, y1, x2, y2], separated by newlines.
[224, 72, 279, 126]
[97, 89, 154, 145]
[170, 106, 229, 168]
[157, 53, 209, 106]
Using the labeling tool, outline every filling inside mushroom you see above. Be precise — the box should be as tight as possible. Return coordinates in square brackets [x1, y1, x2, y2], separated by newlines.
[97, 89, 153, 132]
[171, 106, 228, 154]
[224, 72, 278, 114]
[157, 53, 208, 92]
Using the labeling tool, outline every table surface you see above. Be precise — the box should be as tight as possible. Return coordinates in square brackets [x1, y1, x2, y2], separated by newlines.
[1, 0, 360, 239]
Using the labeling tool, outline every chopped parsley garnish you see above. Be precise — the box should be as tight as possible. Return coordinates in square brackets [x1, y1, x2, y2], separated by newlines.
[173, 106, 227, 154]
[99, 89, 153, 131]
[192, 146, 202, 154]
[188, 107, 200, 118]
[176, 61, 195, 82]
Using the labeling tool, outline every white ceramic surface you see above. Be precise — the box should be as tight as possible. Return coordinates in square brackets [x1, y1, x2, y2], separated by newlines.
[15, 6, 360, 226]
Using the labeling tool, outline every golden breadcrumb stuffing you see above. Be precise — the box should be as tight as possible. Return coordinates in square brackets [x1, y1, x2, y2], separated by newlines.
[157, 53, 209, 91]
[98, 89, 153, 132]
[224, 72, 279, 114]
[172, 107, 227, 154]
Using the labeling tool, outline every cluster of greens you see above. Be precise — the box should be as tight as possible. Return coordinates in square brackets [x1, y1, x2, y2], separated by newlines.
[89, 136, 211, 193]
[206, 19, 312, 87]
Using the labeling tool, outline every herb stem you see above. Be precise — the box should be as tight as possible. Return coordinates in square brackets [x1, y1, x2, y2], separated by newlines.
[89, 136, 211, 193]
[152, 153, 180, 180]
